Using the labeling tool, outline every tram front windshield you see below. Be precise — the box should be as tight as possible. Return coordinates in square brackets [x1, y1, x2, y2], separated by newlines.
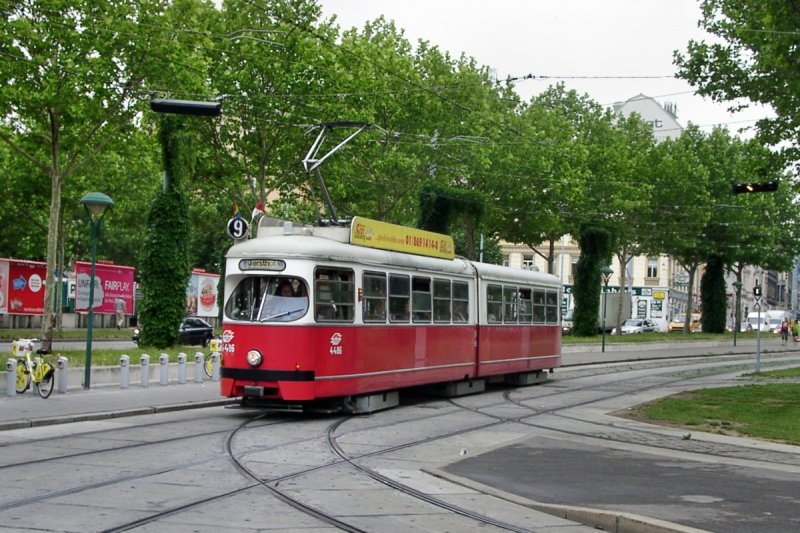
[226, 276, 308, 322]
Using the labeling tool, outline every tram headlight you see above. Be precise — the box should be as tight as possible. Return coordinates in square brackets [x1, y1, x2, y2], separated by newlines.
[246, 350, 263, 367]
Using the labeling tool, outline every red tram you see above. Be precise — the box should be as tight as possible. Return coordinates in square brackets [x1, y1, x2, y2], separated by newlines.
[219, 216, 561, 412]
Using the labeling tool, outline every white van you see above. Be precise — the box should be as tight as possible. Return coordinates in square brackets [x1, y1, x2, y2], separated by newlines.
[745, 310, 791, 332]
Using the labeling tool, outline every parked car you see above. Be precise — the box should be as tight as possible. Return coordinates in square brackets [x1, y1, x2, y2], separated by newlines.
[132, 317, 214, 347]
[668, 313, 701, 332]
[614, 318, 658, 334]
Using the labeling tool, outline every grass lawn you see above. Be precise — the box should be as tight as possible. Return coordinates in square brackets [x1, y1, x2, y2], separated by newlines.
[628, 367, 800, 446]
[1, 328, 213, 367]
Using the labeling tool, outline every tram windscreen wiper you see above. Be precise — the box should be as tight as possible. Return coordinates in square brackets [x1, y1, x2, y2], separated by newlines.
[260, 308, 304, 321]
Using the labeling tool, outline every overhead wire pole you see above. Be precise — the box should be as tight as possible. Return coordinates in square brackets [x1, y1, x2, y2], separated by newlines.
[302, 122, 371, 223]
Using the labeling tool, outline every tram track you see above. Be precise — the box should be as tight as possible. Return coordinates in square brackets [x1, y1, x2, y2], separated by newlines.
[1, 352, 798, 532]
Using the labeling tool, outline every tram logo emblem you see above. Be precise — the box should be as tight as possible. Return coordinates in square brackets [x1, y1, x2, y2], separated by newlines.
[329, 332, 343, 356]
[222, 329, 235, 343]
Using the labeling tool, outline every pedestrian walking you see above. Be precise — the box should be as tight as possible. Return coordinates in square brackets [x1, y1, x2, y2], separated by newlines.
[780, 318, 789, 345]
[792, 320, 799, 343]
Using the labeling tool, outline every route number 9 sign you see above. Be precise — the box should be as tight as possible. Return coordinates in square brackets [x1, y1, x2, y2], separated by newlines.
[227, 217, 249, 240]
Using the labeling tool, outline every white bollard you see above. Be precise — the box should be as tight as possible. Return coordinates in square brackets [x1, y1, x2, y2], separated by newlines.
[177, 353, 187, 384]
[140, 354, 150, 388]
[211, 352, 220, 382]
[159, 353, 169, 386]
[57, 356, 68, 394]
[120, 355, 130, 389]
[6, 359, 16, 398]
[194, 352, 204, 383]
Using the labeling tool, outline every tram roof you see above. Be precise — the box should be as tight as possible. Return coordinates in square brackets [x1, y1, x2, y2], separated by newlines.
[228, 220, 561, 287]
[228, 231, 474, 276]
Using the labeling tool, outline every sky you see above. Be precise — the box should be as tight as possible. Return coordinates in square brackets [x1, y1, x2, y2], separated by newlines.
[318, 0, 772, 137]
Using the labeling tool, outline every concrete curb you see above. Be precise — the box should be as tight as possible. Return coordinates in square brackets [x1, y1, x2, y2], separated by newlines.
[0, 398, 239, 432]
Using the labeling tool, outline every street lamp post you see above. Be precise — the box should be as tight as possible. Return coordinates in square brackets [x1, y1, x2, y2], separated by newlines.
[601, 266, 613, 353]
[733, 280, 743, 347]
[80, 192, 113, 390]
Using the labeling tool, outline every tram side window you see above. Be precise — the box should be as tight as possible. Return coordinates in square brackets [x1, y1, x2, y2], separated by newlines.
[452, 281, 469, 323]
[545, 290, 559, 323]
[433, 278, 451, 323]
[412, 276, 432, 322]
[503, 286, 518, 324]
[518, 288, 532, 324]
[487, 284, 503, 323]
[315, 268, 354, 322]
[363, 272, 387, 322]
[533, 289, 546, 323]
[389, 274, 410, 322]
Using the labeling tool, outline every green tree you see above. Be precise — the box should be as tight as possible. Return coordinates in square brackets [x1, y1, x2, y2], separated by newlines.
[572, 225, 614, 337]
[643, 128, 711, 331]
[674, 0, 800, 161]
[492, 85, 589, 274]
[0, 0, 217, 347]
[700, 255, 727, 333]
[139, 117, 191, 348]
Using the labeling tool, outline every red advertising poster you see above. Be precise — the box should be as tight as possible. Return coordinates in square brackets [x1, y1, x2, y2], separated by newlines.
[4, 259, 47, 315]
[186, 269, 220, 317]
[74, 262, 135, 314]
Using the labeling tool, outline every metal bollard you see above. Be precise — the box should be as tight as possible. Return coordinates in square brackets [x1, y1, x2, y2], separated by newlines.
[159, 353, 169, 386]
[120, 355, 130, 389]
[177, 353, 187, 384]
[57, 356, 68, 394]
[211, 352, 221, 382]
[140, 354, 150, 388]
[6, 359, 16, 398]
[194, 352, 204, 383]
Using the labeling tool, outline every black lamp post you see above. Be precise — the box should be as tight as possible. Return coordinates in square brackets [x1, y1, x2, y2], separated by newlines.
[733, 280, 743, 347]
[601, 266, 613, 352]
[80, 192, 113, 389]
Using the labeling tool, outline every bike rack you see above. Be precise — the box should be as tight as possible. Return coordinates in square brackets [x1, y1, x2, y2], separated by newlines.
[140, 354, 150, 388]
[194, 352, 204, 383]
[57, 356, 68, 394]
[5, 359, 15, 398]
[159, 353, 169, 386]
[120, 355, 130, 389]
[177, 353, 187, 384]
[211, 352, 221, 382]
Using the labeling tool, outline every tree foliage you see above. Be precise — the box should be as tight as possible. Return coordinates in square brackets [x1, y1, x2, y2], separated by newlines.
[674, 0, 800, 163]
[572, 225, 614, 337]
[139, 117, 191, 348]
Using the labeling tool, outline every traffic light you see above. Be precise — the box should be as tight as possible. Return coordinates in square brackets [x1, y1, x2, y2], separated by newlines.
[732, 181, 779, 194]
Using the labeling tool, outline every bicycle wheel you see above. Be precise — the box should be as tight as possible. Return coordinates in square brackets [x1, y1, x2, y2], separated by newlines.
[15, 361, 30, 394]
[203, 354, 213, 378]
[36, 364, 55, 399]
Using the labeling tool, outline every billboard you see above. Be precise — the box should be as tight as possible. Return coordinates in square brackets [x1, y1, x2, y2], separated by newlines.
[0, 259, 47, 315]
[187, 270, 219, 317]
[74, 262, 135, 315]
[349, 216, 455, 259]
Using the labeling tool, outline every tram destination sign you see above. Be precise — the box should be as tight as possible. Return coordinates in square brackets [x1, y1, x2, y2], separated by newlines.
[239, 258, 286, 271]
[350, 216, 455, 260]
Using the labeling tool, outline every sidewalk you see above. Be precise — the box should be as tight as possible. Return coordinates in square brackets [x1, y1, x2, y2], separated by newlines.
[0, 380, 235, 431]
[1, 338, 793, 432]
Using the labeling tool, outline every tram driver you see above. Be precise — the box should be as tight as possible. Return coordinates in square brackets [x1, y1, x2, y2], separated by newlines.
[260, 279, 308, 321]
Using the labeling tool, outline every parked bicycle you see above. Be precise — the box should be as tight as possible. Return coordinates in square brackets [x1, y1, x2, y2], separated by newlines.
[204, 338, 222, 379]
[12, 338, 56, 399]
